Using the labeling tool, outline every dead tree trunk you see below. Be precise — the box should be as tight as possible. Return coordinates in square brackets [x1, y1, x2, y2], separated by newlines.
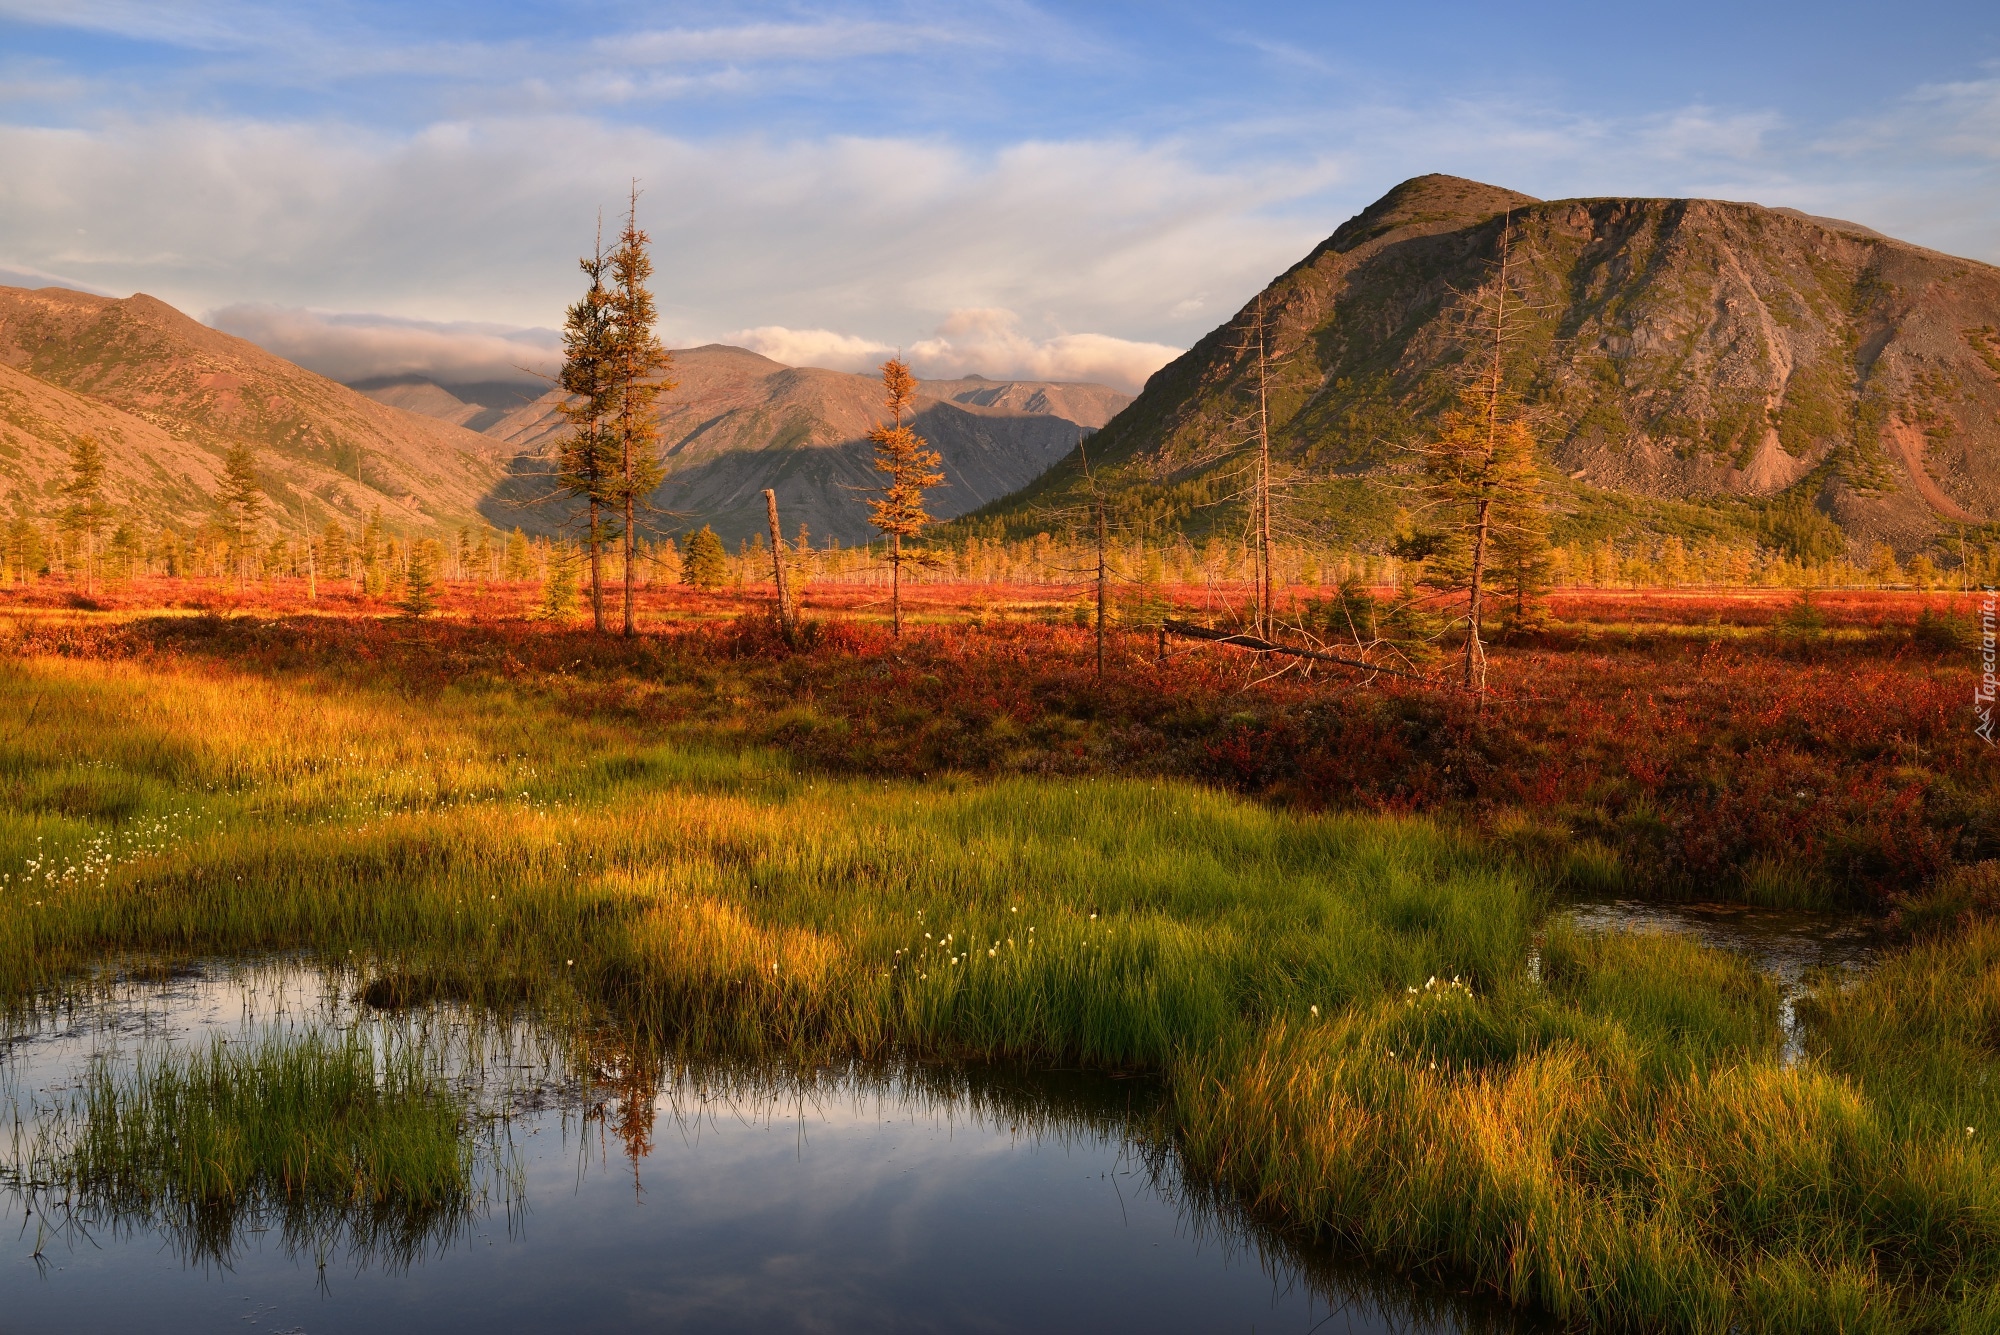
[588, 499, 605, 633]
[1255, 295, 1275, 639]
[1163, 620, 1429, 680]
[764, 488, 797, 641]
[1463, 216, 1512, 693]
[1095, 499, 1108, 676]
[622, 486, 636, 636]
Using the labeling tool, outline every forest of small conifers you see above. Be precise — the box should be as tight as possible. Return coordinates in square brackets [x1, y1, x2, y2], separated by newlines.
[14, 496, 1998, 601]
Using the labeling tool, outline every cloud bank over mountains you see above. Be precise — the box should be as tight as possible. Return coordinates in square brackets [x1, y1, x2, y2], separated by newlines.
[1, 2, 1995, 400]
[208, 306, 562, 386]
[208, 303, 1181, 395]
[728, 310, 1180, 391]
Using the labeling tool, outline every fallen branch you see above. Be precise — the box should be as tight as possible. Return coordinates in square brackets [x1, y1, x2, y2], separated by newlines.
[1161, 619, 1432, 682]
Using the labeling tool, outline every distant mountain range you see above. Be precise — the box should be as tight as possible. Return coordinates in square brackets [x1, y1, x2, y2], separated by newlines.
[982, 174, 2000, 555]
[12, 176, 1995, 562]
[460, 347, 1129, 545]
[0, 285, 1127, 547]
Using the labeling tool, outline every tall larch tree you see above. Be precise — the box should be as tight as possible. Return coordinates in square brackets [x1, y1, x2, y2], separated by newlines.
[217, 443, 264, 590]
[557, 233, 618, 631]
[606, 186, 675, 636]
[865, 357, 945, 637]
[61, 434, 109, 593]
[1416, 215, 1544, 690]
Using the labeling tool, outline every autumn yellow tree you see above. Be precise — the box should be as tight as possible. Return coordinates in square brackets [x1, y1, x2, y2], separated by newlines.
[865, 357, 944, 637]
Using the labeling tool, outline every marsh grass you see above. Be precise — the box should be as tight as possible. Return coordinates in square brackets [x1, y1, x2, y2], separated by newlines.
[3, 1028, 504, 1268]
[2, 645, 1996, 1329]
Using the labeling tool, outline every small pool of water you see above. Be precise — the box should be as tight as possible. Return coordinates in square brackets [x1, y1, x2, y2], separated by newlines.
[1, 963, 1531, 1335]
[1562, 899, 1880, 1062]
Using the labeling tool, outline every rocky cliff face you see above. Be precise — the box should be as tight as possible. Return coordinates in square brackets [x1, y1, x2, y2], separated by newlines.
[997, 174, 2000, 553]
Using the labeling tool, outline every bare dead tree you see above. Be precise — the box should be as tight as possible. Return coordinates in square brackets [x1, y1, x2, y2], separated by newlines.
[763, 488, 798, 642]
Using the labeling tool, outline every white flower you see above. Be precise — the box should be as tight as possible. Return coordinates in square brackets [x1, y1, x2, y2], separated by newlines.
[1309, 1005, 1319, 1016]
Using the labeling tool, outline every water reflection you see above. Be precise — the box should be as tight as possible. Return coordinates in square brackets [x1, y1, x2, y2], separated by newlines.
[2, 962, 1535, 1334]
[1564, 899, 1879, 1062]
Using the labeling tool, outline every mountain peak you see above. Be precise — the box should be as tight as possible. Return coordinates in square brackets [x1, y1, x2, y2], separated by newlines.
[1323, 174, 1542, 256]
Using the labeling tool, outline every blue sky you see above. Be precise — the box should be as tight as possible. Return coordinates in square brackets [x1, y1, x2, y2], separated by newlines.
[1, 1, 1995, 390]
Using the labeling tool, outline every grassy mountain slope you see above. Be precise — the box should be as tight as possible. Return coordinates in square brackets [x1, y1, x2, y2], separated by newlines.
[0, 286, 508, 533]
[0, 360, 228, 519]
[485, 345, 1130, 545]
[978, 174, 2000, 555]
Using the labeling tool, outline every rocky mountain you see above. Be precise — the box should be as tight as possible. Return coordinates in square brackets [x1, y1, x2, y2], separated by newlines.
[983, 174, 2000, 555]
[0, 286, 510, 534]
[480, 346, 1130, 545]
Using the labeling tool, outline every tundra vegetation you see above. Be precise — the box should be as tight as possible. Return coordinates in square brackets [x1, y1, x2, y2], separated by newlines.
[0, 577, 1995, 1332]
[8, 191, 2000, 1331]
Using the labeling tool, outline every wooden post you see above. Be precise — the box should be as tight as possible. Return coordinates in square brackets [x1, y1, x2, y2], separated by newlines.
[763, 489, 796, 640]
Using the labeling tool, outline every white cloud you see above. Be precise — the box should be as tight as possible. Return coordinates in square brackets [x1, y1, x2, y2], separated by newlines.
[906, 308, 1177, 392]
[0, 1, 298, 51]
[207, 305, 559, 385]
[0, 115, 1325, 352]
[605, 21, 962, 67]
[0, 260, 110, 295]
[2, 64, 1996, 399]
[728, 309, 1181, 392]
[725, 325, 893, 372]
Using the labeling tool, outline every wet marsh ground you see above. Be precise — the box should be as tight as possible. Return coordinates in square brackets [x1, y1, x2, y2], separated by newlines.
[3, 961, 1533, 1334]
[1, 585, 1998, 1330]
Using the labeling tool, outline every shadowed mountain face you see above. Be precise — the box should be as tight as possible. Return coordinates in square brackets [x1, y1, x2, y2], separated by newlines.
[987, 174, 2000, 552]
[350, 377, 545, 434]
[0, 286, 507, 532]
[481, 346, 1130, 545]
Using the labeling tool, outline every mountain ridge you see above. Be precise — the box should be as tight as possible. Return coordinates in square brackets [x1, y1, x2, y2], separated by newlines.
[479, 345, 1130, 545]
[0, 286, 1128, 551]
